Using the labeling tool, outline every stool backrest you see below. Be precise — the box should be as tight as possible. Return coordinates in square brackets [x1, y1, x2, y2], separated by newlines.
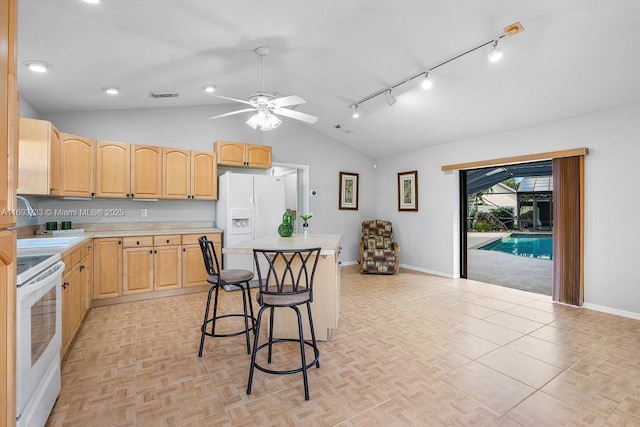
[198, 236, 221, 279]
[253, 247, 321, 304]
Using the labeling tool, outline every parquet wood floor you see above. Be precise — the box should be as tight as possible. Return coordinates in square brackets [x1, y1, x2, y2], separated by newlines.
[46, 265, 640, 426]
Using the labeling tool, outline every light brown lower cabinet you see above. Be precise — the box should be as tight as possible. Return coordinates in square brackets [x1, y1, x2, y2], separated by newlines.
[93, 237, 123, 299]
[61, 241, 93, 358]
[94, 233, 218, 298]
[181, 233, 221, 287]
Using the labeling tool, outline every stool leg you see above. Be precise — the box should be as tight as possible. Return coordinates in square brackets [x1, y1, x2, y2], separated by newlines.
[198, 285, 216, 357]
[306, 302, 320, 369]
[293, 306, 310, 400]
[210, 284, 221, 336]
[241, 283, 251, 354]
[245, 284, 256, 330]
[267, 306, 275, 363]
[247, 305, 266, 395]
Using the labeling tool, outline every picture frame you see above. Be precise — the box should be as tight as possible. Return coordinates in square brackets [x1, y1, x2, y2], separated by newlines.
[339, 171, 359, 210]
[398, 170, 418, 211]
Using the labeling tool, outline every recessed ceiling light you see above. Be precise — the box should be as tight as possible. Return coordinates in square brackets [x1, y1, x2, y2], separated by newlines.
[82, 0, 100, 4]
[23, 61, 51, 73]
[202, 84, 217, 93]
[102, 86, 120, 95]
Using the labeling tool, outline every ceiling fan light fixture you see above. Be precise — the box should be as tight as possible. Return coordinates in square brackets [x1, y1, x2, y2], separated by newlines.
[247, 108, 281, 131]
[421, 72, 433, 90]
[202, 84, 217, 93]
[488, 39, 503, 63]
[384, 89, 397, 107]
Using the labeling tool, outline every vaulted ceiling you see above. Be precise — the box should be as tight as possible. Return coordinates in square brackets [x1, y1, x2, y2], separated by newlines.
[17, 1, 640, 158]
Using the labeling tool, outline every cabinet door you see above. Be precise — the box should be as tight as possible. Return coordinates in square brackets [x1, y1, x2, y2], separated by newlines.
[60, 132, 96, 197]
[131, 145, 162, 198]
[123, 247, 153, 294]
[93, 238, 123, 299]
[154, 245, 181, 290]
[245, 144, 272, 169]
[17, 118, 60, 196]
[79, 253, 92, 319]
[61, 264, 81, 357]
[191, 151, 217, 200]
[96, 141, 130, 198]
[162, 147, 190, 199]
[181, 245, 208, 287]
[215, 141, 245, 167]
[0, 230, 16, 426]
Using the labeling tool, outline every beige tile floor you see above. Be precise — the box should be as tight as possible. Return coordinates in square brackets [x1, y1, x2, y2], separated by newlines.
[46, 265, 640, 426]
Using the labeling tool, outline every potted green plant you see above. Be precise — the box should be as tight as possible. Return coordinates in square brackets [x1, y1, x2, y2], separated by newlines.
[300, 214, 312, 236]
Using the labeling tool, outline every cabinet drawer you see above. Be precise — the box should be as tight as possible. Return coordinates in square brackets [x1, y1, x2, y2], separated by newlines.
[182, 233, 220, 245]
[154, 235, 181, 246]
[122, 236, 154, 248]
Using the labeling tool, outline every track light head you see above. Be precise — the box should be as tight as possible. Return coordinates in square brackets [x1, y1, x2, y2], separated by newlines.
[384, 90, 397, 106]
[421, 72, 433, 90]
[350, 104, 360, 119]
[488, 39, 503, 63]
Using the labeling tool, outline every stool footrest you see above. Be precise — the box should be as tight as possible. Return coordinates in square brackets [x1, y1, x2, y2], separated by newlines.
[201, 313, 256, 338]
[252, 338, 320, 375]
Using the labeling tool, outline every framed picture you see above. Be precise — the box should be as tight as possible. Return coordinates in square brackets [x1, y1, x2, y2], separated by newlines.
[398, 170, 418, 211]
[339, 171, 359, 210]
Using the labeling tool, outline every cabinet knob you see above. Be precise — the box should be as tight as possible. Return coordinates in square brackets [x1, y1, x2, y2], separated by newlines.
[166, 239, 169, 243]
[136, 241, 140, 245]
[80, 265, 85, 271]
[150, 250, 153, 254]
[62, 282, 69, 289]
[118, 241, 121, 245]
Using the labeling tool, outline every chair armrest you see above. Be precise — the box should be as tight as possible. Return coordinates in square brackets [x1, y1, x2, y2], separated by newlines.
[393, 242, 399, 273]
[359, 241, 364, 271]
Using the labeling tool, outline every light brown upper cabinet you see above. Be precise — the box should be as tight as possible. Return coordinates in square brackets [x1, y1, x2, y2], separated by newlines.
[131, 144, 162, 198]
[59, 132, 96, 197]
[215, 141, 271, 169]
[95, 141, 130, 198]
[17, 117, 61, 196]
[163, 148, 217, 200]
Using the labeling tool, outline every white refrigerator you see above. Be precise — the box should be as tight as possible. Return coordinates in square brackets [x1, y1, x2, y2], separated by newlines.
[217, 172, 285, 273]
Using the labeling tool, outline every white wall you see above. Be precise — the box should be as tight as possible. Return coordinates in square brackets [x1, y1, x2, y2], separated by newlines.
[33, 101, 640, 316]
[375, 103, 640, 316]
[38, 105, 375, 263]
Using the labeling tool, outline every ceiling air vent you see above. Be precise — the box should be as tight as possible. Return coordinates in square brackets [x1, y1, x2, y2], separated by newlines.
[150, 92, 179, 99]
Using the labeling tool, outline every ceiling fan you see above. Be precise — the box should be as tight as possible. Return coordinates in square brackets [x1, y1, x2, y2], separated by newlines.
[208, 46, 319, 131]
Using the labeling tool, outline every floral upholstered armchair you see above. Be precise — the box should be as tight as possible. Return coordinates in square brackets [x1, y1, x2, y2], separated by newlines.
[359, 220, 399, 274]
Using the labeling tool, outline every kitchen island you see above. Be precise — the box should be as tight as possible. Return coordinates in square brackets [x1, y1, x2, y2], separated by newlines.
[224, 234, 341, 341]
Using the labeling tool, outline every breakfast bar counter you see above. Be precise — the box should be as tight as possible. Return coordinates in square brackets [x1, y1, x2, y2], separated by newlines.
[224, 234, 342, 340]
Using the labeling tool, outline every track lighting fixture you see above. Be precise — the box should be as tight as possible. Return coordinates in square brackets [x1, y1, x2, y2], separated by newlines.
[350, 104, 360, 118]
[384, 90, 397, 106]
[348, 21, 523, 111]
[487, 39, 503, 63]
[421, 72, 433, 90]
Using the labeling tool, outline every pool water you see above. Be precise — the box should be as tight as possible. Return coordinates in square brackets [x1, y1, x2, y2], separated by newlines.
[480, 234, 553, 260]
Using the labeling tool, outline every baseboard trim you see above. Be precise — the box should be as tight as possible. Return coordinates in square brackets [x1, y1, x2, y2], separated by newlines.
[582, 302, 640, 321]
[398, 264, 455, 279]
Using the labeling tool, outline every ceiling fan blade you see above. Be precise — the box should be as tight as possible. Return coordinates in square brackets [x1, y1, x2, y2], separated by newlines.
[212, 94, 255, 106]
[270, 95, 306, 107]
[208, 108, 256, 120]
[272, 107, 318, 124]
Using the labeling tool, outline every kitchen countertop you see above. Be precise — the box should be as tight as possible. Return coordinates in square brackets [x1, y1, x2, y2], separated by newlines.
[17, 227, 223, 257]
[223, 234, 341, 255]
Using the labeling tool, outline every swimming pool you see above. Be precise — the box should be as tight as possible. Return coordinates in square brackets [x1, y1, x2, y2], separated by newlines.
[480, 233, 553, 260]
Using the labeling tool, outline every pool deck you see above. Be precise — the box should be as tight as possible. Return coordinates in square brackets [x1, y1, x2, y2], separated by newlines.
[467, 232, 552, 295]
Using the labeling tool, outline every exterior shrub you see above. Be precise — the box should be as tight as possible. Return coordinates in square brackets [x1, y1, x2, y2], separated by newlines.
[473, 221, 492, 232]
